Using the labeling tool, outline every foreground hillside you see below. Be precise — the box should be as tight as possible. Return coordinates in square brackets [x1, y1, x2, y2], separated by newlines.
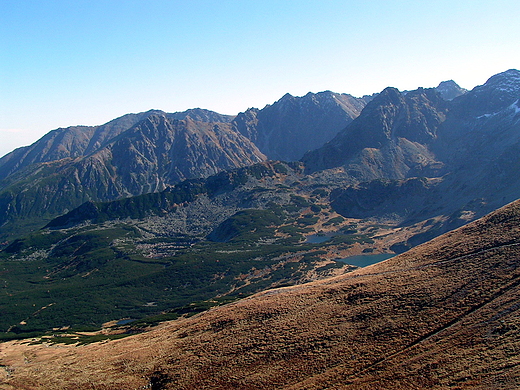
[3, 199, 520, 389]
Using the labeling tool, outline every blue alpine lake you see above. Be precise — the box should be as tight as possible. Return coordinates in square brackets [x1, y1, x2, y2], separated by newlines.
[305, 234, 334, 244]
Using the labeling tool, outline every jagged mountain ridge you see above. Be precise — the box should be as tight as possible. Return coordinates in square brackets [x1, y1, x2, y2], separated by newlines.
[1, 70, 516, 249]
[0, 113, 266, 240]
[303, 70, 520, 230]
[0, 111, 154, 181]
[303, 69, 520, 176]
[4, 197, 520, 389]
[233, 91, 370, 161]
[302, 86, 449, 180]
[0, 90, 371, 242]
[0, 108, 234, 181]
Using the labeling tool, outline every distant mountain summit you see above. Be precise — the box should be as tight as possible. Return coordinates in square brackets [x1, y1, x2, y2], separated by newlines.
[450, 68, 520, 116]
[301, 86, 448, 180]
[0, 110, 158, 181]
[435, 80, 467, 100]
[233, 91, 369, 161]
[168, 108, 235, 123]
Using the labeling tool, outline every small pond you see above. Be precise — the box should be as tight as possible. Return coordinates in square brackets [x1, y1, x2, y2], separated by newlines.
[337, 253, 395, 268]
[305, 234, 332, 244]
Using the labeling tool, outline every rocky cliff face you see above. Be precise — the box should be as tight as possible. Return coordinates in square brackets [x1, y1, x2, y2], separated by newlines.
[233, 91, 368, 161]
[301, 87, 448, 180]
[0, 113, 265, 240]
[303, 69, 520, 244]
[0, 108, 234, 182]
[107, 114, 265, 193]
[430, 69, 520, 217]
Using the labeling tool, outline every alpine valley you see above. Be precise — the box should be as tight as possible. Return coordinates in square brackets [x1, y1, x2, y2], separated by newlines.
[1, 69, 520, 389]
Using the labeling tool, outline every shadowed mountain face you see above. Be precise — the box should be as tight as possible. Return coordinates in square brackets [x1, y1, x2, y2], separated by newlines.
[302, 87, 449, 180]
[233, 91, 369, 161]
[0, 113, 265, 240]
[3, 198, 520, 389]
[303, 69, 520, 178]
[303, 69, 520, 238]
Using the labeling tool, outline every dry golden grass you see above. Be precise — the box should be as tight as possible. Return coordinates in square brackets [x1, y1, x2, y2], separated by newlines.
[3, 200, 520, 389]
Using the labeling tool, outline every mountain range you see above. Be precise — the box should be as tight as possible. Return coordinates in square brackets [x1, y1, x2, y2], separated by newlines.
[0, 75, 481, 243]
[1, 69, 520, 388]
[0, 91, 374, 242]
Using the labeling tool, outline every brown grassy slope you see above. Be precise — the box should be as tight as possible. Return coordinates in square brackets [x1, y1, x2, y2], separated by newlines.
[3, 200, 520, 389]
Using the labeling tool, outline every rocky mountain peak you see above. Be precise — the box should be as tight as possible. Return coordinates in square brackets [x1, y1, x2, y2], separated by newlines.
[368, 86, 402, 106]
[435, 80, 467, 100]
[481, 69, 520, 91]
[168, 108, 235, 123]
[233, 90, 368, 161]
[451, 69, 520, 116]
[278, 92, 295, 103]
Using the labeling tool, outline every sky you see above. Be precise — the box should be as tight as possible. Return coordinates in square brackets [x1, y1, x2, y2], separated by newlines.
[1, 0, 519, 158]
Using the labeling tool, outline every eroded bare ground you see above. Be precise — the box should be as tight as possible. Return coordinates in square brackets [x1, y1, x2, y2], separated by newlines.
[3, 201, 520, 389]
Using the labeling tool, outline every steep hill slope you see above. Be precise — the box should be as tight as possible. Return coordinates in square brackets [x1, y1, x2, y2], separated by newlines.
[3, 196, 520, 389]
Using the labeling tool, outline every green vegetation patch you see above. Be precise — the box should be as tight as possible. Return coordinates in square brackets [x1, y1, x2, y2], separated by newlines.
[208, 209, 284, 243]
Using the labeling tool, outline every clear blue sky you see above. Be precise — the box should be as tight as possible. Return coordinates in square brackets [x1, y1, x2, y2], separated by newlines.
[1, 0, 519, 157]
